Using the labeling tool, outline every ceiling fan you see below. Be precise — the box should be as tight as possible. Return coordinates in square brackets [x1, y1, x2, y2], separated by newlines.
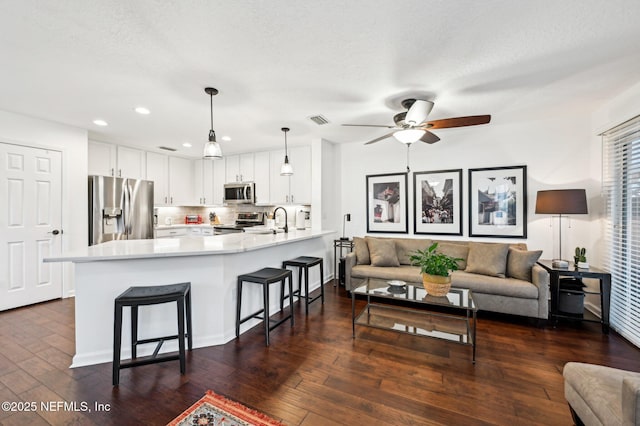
[342, 98, 491, 145]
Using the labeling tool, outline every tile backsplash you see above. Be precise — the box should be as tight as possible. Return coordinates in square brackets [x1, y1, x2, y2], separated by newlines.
[155, 205, 308, 228]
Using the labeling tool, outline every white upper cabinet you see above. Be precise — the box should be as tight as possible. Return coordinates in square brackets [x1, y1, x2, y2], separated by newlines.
[225, 153, 254, 182]
[269, 149, 290, 204]
[146, 152, 169, 205]
[116, 146, 146, 179]
[194, 159, 225, 205]
[288, 146, 311, 205]
[88, 141, 145, 179]
[88, 140, 116, 176]
[253, 151, 270, 204]
[212, 159, 225, 205]
[168, 156, 195, 206]
[146, 153, 194, 206]
[268, 146, 312, 205]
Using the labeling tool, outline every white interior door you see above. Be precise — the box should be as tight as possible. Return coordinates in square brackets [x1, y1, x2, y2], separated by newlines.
[0, 143, 63, 311]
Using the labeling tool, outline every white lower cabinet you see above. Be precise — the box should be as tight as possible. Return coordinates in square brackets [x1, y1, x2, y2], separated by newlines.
[155, 227, 188, 238]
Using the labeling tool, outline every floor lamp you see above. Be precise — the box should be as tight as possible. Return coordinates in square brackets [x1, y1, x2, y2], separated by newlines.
[535, 189, 588, 268]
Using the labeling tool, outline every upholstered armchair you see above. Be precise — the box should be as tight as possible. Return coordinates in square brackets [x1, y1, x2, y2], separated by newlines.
[564, 362, 640, 425]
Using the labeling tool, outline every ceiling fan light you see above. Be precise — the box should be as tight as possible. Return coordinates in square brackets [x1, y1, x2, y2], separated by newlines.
[394, 129, 426, 144]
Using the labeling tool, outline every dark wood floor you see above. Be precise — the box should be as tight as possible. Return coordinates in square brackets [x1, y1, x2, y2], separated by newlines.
[1, 282, 639, 425]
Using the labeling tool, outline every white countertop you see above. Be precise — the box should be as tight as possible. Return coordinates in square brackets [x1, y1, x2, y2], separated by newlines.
[45, 229, 333, 263]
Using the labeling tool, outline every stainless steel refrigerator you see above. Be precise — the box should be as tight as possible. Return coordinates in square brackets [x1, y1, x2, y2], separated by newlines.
[88, 175, 154, 246]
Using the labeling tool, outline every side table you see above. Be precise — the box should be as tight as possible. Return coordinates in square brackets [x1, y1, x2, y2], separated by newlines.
[537, 259, 611, 333]
[333, 239, 354, 287]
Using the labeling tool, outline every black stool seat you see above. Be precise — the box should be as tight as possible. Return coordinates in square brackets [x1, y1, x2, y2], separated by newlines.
[116, 283, 191, 304]
[236, 267, 294, 346]
[282, 256, 324, 315]
[113, 282, 192, 386]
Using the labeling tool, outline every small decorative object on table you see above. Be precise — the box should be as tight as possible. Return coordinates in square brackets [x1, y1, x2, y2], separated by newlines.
[574, 246, 589, 269]
[387, 280, 407, 294]
[409, 242, 462, 296]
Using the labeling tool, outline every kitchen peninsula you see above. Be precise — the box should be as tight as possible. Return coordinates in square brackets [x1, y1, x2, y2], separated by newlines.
[45, 229, 333, 368]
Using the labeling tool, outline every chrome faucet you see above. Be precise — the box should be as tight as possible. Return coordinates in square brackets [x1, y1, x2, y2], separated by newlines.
[273, 207, 288, 233]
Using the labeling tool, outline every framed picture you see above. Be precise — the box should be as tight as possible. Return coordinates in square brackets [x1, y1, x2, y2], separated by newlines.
[468, 165, 527, 238]
[413, 169, 462, 235]
[366, 172, 408, 233]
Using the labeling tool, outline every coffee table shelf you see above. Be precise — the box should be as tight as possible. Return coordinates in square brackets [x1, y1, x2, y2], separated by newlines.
[351, 278, 477, 362]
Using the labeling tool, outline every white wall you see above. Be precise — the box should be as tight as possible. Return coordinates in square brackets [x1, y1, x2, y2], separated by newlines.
[338, 109, 596, 260]
[0, 109, 88, 297]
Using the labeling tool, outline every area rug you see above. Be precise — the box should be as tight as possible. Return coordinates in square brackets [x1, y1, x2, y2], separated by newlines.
[167, 390, 286, 426]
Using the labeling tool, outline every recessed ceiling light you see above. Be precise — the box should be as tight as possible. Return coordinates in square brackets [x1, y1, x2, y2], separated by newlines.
[182, 142, 192, 148]
[135, 107, 150, 115]
[221, 136, 231, 141]
[93, 119, 108, 126]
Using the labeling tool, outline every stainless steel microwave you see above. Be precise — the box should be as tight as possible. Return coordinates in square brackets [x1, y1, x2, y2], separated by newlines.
[223, 182, 255, 204]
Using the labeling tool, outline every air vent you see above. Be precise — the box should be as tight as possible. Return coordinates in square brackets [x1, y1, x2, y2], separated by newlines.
[308, 115, 329, 125]
[158, 146, 177, 152]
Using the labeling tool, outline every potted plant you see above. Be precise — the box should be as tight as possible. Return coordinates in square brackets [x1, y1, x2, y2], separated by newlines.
[575, 247, 589, 269]
[409, 242, 463, 296]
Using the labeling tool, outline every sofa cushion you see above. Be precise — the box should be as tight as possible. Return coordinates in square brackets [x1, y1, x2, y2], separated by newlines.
[507, 248, 542, 282]
[435, 242, 469, 270]
[395, 238, 432, 265]
[451, 271, 539, 299]
[366, 237, 400, 267]
[351, 264, 422, 283]
[353, 237, 370, 265]
[465, 242, 509, 277]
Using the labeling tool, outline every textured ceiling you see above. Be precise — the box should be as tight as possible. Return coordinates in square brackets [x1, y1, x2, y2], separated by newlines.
[1, 0, 640, 157]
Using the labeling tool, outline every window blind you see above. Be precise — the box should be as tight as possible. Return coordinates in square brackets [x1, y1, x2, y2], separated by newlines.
[602, 115, 640, 348]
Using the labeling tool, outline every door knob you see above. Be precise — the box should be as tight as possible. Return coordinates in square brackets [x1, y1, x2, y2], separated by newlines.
[48, 229, 62, 235]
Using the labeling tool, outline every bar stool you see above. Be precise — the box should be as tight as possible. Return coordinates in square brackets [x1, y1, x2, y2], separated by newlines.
[112, 282, 192, 386]
[281, 256, 324, 315]
[236, 267, 294, 346]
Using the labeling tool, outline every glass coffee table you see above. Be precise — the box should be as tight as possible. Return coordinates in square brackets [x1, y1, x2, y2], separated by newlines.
[351, 277, 477, 362]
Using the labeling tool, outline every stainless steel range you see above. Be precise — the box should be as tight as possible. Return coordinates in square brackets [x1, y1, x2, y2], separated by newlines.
[213, 212, 265, 235]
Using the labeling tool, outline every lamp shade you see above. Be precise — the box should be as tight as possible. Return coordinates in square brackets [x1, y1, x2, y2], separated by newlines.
[280, 158, 293, 176]
[535, 189, 588, 214]
[203, 140, 222, 159]
[393, 129, 426, 144]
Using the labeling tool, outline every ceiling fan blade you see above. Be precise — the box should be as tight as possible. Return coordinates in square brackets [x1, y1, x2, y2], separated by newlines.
[364, 132, 396, 145]
[342, 123, 397, 129]
[419, 130, 440, 144]
[404, 100, 434, 126]
[427, 115, 491, 129]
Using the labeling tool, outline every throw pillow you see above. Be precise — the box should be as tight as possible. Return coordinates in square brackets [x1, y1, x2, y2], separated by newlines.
[465, 242, 509, 277]
[507, 248, 542, 281]
[395, 238, 432, 265]
[436, 242, 469, 270]
[353, 237, 370, 265]
[366, 237, 400, 267]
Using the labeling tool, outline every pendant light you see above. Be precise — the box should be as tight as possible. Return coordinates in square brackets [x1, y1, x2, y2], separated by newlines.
[203, 87, 222, 159]
[280, 127, 293, 176]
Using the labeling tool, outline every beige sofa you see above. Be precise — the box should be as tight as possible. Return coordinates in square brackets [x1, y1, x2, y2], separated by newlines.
[345, 236, 550, 320]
